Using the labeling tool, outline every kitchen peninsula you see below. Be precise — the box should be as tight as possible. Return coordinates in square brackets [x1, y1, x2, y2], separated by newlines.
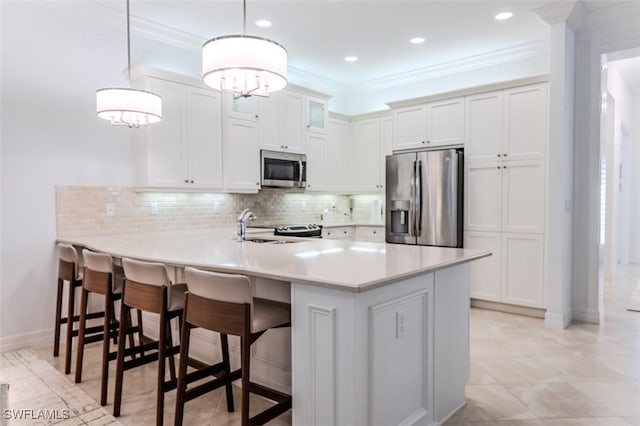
[58, 228, 489, 426]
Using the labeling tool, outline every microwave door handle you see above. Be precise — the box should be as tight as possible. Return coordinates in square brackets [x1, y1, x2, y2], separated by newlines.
[299, 160, 304, 186]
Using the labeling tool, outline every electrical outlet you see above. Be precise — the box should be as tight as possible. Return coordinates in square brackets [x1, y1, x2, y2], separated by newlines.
[150, 202, 158, 215]
[331, 201, 336, 210]
[396, 311, 407, 339]
[213, 202, 220, 213]
[106, 203, 115, 217]
[301, 201, 306, 211]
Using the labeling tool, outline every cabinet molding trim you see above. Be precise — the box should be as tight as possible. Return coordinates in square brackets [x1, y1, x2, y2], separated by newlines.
[307, 304, 337, 426]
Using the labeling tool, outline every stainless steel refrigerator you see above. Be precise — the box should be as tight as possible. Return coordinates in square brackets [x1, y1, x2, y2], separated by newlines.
[385, 148, 463, 247]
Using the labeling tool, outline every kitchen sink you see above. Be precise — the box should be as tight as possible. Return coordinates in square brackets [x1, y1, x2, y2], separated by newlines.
[243, 238, 301, 244]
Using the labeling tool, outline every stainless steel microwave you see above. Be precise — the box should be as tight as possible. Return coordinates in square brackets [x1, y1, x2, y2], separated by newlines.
[261, 150, 307, 188]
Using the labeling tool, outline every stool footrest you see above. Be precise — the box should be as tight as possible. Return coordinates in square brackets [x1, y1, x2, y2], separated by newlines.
[183, 368, 242, 403]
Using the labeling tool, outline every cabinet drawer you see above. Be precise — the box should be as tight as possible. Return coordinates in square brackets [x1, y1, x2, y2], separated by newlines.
[355, 226, 385, 242]
[323, 227, 354, 239]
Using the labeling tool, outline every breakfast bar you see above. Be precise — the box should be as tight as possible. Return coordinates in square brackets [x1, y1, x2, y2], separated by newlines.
[58, 229, 489, 426]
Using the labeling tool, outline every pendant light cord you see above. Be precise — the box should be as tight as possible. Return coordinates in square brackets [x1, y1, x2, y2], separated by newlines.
[242, 0, 246, 36]
[126, 0, 132, 87]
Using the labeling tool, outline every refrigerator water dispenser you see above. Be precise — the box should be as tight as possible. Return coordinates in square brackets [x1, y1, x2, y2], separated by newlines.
[389, 200, 411, 234]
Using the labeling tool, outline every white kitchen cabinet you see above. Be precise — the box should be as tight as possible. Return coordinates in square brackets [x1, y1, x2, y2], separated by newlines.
[306, 96, 328, 134]
[465, 83, 547, 163]
[305, 132, 328, 192]
[501, 233, 545, 308]
[465, 159, 545, 233]
[327, 117, 351, 193]
[223, 93, 257, 122]
[223, 118, 260, 193]
[464, 82, 548, 310]
[351, 117, 386, 192]
[465, 231, 501, 302]
[256, 91, 284, 152]
[392, 97, 465, 151]
[279, 91, 305, 154]
[133, 77, 222, 189]
[355, 226, 385, 242]
[322, 226, 354, 239]
[465, 231, 544, 308]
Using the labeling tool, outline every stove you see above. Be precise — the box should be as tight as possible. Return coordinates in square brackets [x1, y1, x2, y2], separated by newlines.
[273, 224, 323, 238]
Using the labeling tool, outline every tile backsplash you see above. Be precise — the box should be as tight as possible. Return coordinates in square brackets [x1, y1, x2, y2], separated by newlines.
[55, 186, 384, 237]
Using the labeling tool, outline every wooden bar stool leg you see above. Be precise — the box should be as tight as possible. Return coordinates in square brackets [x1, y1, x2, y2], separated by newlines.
[156, 311, 167, 426]
[65, 281, 77, 374]
[74, 287, 89, 383]
[241, 337, 251, 426]
[100, 292, 114, 406]
[127, 309, 136, 360]
[53, 278, 64, 357]
[174, 320, 192, 426]
[113, 302, 130, 418]
[137, 310, 145, 353]
[167, 320, 176, 382]
[220, 333, 235, 413]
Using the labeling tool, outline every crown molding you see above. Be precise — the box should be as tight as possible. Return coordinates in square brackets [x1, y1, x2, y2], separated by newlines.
[535, 1, 587, 32]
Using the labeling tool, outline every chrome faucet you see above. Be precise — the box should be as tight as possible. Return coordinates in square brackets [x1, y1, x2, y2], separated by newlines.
[237, 208, 257, 242]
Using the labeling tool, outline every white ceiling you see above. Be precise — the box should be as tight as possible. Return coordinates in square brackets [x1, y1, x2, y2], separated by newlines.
[93, 0, 633, 99]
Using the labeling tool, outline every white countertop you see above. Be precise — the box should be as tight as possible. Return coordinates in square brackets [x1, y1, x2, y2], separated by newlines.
[58, 229, 490, 292]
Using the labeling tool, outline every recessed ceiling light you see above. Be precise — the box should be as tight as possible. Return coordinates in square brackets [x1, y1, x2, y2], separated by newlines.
[495, 12, 513, 20]
[410, 37, 426, 44]
[255, 19, 272, 27]
[344, 56, 358, 62]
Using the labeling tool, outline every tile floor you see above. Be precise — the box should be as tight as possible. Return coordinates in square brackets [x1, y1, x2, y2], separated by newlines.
[30, 265, 640, 425]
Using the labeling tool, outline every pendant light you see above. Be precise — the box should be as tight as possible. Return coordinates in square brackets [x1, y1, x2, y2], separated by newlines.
[201, 0, 288, 98]
[96, 0, 161, 128]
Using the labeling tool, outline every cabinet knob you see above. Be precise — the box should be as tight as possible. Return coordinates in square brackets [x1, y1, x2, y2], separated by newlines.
[255, 114, 259, 119]
[307, 184, 311, 188]
[285, 146, 288, 149]
[421, 141, 426, 144]
[496, 166, 501, 170]
[281, 145, 284, 148]
[256, 182, 260, 185]
[190, 180, 194, 184]
[184, 179, 189, 183]
[503, 165, 507, 169]
[373, 230, 377, 234]
[497, 154, 501, 157]
[307, 124, 310, 128]
[343, 230, 347, 234]
[427, 140, 431, 143]
[503, 153, 507, 157]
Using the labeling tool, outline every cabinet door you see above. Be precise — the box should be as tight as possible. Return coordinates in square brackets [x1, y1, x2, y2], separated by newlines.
[306, 96, 328, 134]
[223, 118, 260, 192]
[355, 226, 384, 242]
[393, 104, 427, 151]
[465, 231, 501, 302]
[503, 83, 548, 161]
[327, 118, 350, 193]
[305, 133, 327, 192]
[224, 93, 257, 121]
[352, 118, 383, 192]
[464, 161, 502, 231]
[501, 159, 545, 233]
[283, 91, 305, 154]
[501, 233, 544, 308]
[187, 87, 223, 189]
[465, 90, 503, 162]
[380, 116, 393, 190]
[426, 97, 464, 147]
[145, 78, 187, 187]
[257, 91, 284, 152]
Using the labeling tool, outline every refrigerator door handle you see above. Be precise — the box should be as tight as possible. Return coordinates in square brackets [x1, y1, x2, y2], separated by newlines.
[415, 159, 422, 237]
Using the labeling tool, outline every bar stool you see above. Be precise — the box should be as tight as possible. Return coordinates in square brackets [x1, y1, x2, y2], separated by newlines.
[75, 249, 143, 406]
[175, 267, 292, 426]
[54, 243, 105, 374]
[113, 258, 187, 426]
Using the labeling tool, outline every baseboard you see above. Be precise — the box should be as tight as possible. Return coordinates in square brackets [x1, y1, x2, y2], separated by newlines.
[571, 307, 600, 324]
[470, 299, 545, 318]
[544, 311, 572, 329]
[0, 328, 53, 353]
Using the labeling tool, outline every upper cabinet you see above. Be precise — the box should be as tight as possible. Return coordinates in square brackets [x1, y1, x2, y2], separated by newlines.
[350, 115, 391, 193]
[306, 96, 328, 133]
[222, 117, 260, 193]
[282, 91, 306, 153]
[326, 116, 351, 193]
[465, 83, 548, 163]
[133, 76, 222, 190]
[392, 97, 465, 151]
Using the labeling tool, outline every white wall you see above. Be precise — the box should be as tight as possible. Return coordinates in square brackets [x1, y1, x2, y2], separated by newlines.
[0, 2, 136, 343]
[631, 95, 640, 264]
[572, 2, 640, 323]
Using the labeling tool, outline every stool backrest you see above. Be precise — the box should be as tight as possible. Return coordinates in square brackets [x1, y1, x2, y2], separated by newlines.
[184, 267, 252, 305]
[122, 258, 171, 287]
[58, 243, 81, 281]
[83, 249, 120, 294]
